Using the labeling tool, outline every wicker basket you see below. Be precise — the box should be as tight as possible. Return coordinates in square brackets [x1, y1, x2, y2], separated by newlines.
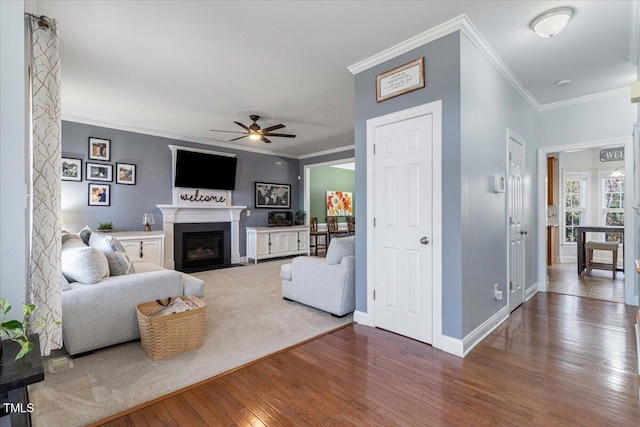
[136, 295, 206, 361]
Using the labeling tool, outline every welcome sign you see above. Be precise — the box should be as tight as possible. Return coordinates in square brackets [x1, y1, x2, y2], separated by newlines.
[600, 147, 624, 162]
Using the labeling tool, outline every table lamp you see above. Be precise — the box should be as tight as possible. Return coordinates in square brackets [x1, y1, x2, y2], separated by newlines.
[143, 213, 155, 232]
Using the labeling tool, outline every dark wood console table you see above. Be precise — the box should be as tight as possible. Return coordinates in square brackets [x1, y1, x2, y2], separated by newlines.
[576, 226, 624, 275]
[0, 334, 44, 427]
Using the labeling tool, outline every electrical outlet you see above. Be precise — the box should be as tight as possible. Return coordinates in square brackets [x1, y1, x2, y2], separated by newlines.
[494, 284, 503, 300]
[246, 210, 251, 216]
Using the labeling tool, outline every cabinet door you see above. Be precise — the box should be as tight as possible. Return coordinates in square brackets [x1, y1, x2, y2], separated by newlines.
[286, 232, 299, 252]
[271, 233, 289, 254]
[141, 239, 161, 265]
[256, 234, 270, 256]
[121, 241, 142, 261]
[297, 231, 308, 251]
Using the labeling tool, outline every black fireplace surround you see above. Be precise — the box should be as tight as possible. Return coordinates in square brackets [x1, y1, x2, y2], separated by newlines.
[174, 222, 231, 273]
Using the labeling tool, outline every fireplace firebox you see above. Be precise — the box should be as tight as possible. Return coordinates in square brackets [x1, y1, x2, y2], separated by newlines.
[174, 222, 231, 272]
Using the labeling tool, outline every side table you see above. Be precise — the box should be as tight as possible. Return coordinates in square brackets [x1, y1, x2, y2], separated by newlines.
[0, 334, 44, 427]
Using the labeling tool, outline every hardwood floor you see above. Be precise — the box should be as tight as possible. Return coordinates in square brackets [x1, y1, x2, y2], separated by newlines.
[97, 293, 640, 426]
[548, 263, 625, 303]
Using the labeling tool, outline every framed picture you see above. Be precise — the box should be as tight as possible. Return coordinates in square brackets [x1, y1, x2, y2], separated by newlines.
[88, 183, 110, 206]
[61, 157, 82, 181]
[255, 182, 291, 209]
[88, 137, 111, 161]
[86, 162, 113, 182]
[116, 163, 136, 185]
[326, 191, 353, 216]
[376, 57, 425, 102]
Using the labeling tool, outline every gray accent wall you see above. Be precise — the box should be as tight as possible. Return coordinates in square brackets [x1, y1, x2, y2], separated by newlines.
[354, 32, 463, 335]
[460, 34, 537, 336]
[61, 121, 299, 256]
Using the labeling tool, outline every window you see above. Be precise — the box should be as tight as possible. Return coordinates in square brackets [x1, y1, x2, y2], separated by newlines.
[601, 175, 624, 243]
[563, 173, 588, 243]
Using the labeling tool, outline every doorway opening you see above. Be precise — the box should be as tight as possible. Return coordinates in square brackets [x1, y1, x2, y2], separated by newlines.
[537, 137, 635, 305]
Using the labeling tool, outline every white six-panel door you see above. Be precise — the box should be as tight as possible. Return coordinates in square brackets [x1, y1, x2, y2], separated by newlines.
[373, 113, 434, 344]
[508, 130, 526, 311]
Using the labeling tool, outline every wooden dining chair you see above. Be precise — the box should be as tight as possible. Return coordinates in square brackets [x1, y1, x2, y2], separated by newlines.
[347, 216, 355, 234]
[309, 217, 328, 256]
[327, 216, 349, 243]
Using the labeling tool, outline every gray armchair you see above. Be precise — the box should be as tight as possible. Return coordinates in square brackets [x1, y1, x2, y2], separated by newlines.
[280, 236, 355, 316]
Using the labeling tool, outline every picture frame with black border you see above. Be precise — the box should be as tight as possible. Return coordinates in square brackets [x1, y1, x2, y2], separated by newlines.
[61, 157, 82, 181]
[88, 137, 111, 161]
[255, 182, 291, 209]
[116, 163, 136, 185]
[86, 162, 113, 182]
[88, 183, 110, 206]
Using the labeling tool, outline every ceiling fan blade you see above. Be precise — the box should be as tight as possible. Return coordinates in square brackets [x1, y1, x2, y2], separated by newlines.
[263, 133, 296, 138]
[229, 135, 248, 142]
[234, 121, 250, 131]
[261, 124, 285, 133]
[261, 136, 272, 144]
[210, 129, 247, 134]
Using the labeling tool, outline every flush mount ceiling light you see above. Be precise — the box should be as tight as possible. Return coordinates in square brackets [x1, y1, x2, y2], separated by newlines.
[530, 7, 575, 38]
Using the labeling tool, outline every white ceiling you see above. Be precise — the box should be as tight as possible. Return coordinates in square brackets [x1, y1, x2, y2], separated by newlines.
[35, 1, 639, 157]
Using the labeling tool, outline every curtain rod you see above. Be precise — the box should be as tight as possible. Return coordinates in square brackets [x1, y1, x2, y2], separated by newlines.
[25, 12, 51, 30]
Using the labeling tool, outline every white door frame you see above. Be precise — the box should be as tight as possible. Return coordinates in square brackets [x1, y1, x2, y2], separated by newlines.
[536, 137, 637, 306]
[303, 157, 355, 226]
[365, 101, 443, 350]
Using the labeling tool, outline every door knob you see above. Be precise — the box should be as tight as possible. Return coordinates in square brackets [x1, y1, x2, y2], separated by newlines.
[420, 237, 430, 245]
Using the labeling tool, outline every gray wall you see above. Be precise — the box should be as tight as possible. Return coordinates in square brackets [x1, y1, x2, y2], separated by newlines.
[354, 32, 462, 335]
[0, 0, 29, 318]
[61, 121, 299, 256]
[460, 34, 537, 336]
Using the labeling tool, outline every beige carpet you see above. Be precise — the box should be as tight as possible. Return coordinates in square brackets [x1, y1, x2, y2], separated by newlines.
[30, 259, 352, 426]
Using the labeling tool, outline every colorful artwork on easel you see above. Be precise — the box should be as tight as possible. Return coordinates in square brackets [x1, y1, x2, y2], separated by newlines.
[326, 191, 353, 216]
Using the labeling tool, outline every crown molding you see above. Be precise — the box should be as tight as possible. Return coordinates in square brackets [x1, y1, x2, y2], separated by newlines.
[630, 0, 640, 65]
[298, 145, 355, 160]
[61, 113, 300, 159]
[347, 14, 467, 75]
[536, 87, 631, 112]
[347, 14, 540, 111]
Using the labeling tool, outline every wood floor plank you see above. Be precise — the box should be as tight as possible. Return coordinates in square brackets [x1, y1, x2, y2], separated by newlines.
[99, 293, 640, 426]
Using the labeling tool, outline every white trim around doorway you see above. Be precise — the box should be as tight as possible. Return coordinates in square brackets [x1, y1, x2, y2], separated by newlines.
[303, 157, 356, 228]
[365, 100, 444, 352]
[537, 137, 637, 306]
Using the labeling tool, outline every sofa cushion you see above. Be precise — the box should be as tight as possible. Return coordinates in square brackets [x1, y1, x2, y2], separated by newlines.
[62, 230, 82, 244]
[61, 238, 110, 284]
[61, 275, 71, 291]
[78, 225, 92, 245]
[89, 233, 136, 276]
[325, 235, 355, 265]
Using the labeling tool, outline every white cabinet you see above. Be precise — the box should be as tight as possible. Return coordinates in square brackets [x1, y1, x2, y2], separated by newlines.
[110, 231, 165, 266]
[246, 226, 309, 263]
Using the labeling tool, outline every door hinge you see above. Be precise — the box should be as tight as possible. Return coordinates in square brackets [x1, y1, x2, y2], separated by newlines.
[373, 290, 376, 300]
[373, 144, 376, 154]
[510, 281, 513, 291]
[373, 217, 376, 227]
[509, 152, 512, 161]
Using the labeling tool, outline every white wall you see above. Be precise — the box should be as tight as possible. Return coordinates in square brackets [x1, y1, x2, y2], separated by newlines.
[0, 0, 29, 319]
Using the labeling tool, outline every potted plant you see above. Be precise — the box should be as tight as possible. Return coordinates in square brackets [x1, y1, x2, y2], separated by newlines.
[0, 298, 35, 360]
[98, 221, 113, 232]
[294, 210, 306, 225]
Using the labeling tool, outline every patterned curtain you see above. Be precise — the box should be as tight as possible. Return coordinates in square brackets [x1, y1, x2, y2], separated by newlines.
[28, 15, 62, 355]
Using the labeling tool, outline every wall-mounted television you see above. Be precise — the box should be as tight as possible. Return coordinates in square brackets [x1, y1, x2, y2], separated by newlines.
[174, 150, 237, 190]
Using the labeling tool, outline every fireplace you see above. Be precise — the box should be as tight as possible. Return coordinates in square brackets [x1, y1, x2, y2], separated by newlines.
[174, 222, 231, 272]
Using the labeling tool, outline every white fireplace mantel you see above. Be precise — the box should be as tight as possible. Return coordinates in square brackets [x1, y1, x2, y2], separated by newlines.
[157, 204, 246, 269]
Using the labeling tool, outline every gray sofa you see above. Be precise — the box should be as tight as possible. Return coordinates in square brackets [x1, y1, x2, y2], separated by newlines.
[280, 236, 355, 316]
[61, 231, 204, 356]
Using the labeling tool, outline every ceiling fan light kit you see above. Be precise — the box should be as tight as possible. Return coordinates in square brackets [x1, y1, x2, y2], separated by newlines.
[210, 115, 296, 144]
[530, 7, 575, 38]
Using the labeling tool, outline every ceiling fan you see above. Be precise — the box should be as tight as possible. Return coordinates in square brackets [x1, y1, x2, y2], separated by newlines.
[210, 115, 296, 144]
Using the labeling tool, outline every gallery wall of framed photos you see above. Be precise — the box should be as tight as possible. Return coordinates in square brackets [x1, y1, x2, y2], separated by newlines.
[62, 137, 137, 207]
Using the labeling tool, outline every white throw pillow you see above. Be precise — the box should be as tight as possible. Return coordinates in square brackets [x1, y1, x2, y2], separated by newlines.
[325, 235, 355, 265]
[89, 233, 136, 276]
[61, 239, 109, 284]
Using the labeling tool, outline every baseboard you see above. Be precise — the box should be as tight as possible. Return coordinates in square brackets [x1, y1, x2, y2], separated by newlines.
[240, 256, 247, 263]
[439, 335, 464, 357]
[353, 310, 373, 326]
[525, 282, 539, 301]
[461, 305, 509, 356]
